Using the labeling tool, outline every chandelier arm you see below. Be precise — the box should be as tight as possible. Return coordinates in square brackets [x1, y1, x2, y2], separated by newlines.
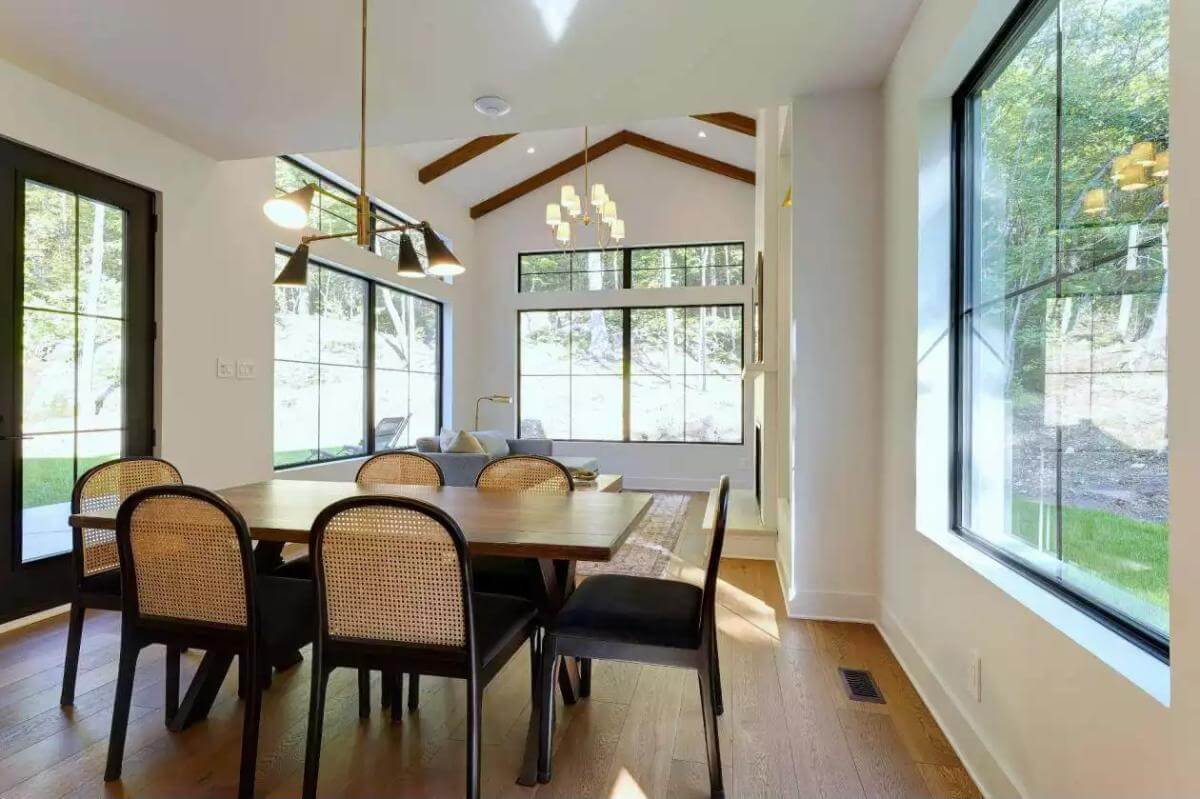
[300, 231, 360, 245]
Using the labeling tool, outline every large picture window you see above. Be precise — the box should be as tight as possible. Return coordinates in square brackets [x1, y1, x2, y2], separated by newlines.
[518, 243, 743, 293]
[954, 0, 1169, 655]
[273, 250, 442, 468]
[518, 305, 743, 443]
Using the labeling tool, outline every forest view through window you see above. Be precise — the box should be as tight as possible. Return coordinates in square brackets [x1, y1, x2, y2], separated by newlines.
[955, 0, 1169, 649]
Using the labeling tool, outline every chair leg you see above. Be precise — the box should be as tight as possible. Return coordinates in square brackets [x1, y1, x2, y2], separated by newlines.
[239, 652, 263, 799]
[390, 672, 403, 723]
[697, 663, 725, 799]
[60, 603, 85, 706]
[302, 656, 329, 799]
[710, 634, 724, 717]
[165, 646, 181, 724]
[407, 673, 420, 710]
[466, 676, 482, 799]
[537, 637, 558, 784]
[357, 669, 370, 719]
[104, 634, 140, 782]
[578, 658, 592, 698]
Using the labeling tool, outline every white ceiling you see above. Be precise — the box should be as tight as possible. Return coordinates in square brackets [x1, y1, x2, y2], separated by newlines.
[404, 116, 755, 207]
[0, 0, 921, 160]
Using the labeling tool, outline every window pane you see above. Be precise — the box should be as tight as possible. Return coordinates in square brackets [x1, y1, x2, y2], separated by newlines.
[21, 433, 74, 560]
[374, 369, 410, 449]
[274, 252, 319, 362]
[76, 316, 123, 431]
[684, 306, 743, 375]
[520, 376, 569, 439]
[23, 309, 75, 434]
[521, 272, 572, 293]
[521, 253, 570, 274]
[274, 361, 318, 467]
[319, 269, 366, 367]
[23, 181, 77, 312]
[319, 365, 365, 458]
[374, 286, 410, 371]
[78, 198, 125, 318]
[520, 311, 571, 374]
[685, 375, 742, 442]
[630, 375, 684, 441]
[412, 296, 440, 372]
[631, 308, 685, 375]
[570, 376, 623, 440]
[409, 372, 440, 443]
[570, 310, 622, 375]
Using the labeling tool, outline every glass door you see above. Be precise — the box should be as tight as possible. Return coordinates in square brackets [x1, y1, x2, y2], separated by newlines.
[0, 136, 154, 623]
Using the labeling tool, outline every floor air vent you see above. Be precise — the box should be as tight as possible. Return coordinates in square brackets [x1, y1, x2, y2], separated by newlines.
[839, 668, 885, 704]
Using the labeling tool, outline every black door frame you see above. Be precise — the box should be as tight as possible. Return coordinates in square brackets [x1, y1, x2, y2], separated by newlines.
[0, 135, 156, 623]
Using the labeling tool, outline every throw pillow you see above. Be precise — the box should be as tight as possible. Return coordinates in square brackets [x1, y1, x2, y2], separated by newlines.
[471, 430, 511, 457]
[444, 430, 485, 454]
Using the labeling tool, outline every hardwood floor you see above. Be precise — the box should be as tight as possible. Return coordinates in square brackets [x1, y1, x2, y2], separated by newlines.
[0, 495, 981, 798]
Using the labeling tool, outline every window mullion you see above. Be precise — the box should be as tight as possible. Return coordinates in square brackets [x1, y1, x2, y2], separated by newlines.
[622, 308, 631, 442]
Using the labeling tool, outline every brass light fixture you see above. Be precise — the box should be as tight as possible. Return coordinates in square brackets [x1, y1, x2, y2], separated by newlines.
[474, 394, 513, 429]
[544, 127, 624, 251]
[265, 0, 463, 284]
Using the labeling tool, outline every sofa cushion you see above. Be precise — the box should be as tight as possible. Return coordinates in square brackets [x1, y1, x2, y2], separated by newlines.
[471, 430, 511, 458]
[415, 436, 441, 453]
[444, 430, 485, 453]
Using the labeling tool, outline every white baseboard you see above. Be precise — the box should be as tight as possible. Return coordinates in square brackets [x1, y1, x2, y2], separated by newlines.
[878, 606, 1024, 799]
[0, 603, 70, 637]
[783, 588, 879, 623]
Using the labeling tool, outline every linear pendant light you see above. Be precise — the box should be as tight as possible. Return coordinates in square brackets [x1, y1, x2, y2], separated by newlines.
[264, 0, 463, 285]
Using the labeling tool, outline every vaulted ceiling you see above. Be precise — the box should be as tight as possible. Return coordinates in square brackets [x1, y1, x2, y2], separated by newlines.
[0, 0, 921, 159]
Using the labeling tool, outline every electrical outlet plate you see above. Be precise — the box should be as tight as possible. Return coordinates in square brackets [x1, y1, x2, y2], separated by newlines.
[236, 359, 256, 380]
[216, 358, 234, 379]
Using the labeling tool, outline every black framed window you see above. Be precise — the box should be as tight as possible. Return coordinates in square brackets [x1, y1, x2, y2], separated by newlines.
[518, 304, 743, 443]
[274, 157, 358, 238]
[273, 249, 442, 468]
[953, 0, 1169, 657]
[517, 242, 744, 293]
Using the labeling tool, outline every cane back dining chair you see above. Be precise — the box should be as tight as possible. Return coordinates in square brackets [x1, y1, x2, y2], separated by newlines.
[302, 495, 539, 799]
[105, 485, 314, 799]
[61, 456, 183, 707]
[354, 450, 446, 719]
[537, 476, 730, 797]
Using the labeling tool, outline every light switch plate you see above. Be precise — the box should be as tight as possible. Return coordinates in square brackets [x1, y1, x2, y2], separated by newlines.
[216, 358, 234, 379]
[236, 359, 256, 380]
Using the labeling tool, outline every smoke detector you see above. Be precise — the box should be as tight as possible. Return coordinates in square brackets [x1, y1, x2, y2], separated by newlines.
[474, 96, 511, 117]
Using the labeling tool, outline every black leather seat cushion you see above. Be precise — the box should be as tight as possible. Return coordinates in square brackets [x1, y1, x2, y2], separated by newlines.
[473, 592, 537, 667]
[257, 576, 316, 654]
[551, 574, 703, 650]
[471, 556, 543, 602]
[80, 568, 121, 595]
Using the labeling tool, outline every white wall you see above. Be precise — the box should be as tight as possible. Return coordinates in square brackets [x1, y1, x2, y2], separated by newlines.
[879, 1, 1200, 797]
[0, 54, 477, 490]
[469, 145, 756, 491]
[785, 91, 883, 621]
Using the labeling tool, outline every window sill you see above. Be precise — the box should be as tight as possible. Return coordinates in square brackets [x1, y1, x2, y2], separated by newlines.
[915, 524, 1170, 707]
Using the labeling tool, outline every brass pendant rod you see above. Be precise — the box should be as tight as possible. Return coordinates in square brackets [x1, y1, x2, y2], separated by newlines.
[359, 0, 368, 199]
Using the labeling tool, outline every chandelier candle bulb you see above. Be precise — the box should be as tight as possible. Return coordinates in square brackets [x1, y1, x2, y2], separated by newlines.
[610, 219, 625, 241]
[1131, 141, 1157, 167]
[602, 200, 617, 224]
[561, 185, 577, 205]
[546, 203, 562, 226]
[263, 184, 315, 229]
[591, 183, 607, 207]
[1117, 164, 1150, 192]
[1112, 154, 1134, 183]
[1082, 188, 1109, 216]
[556, 221, 572, 244]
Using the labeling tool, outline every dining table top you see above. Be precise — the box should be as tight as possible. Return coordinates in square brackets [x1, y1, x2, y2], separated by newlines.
[69, 479, 654, 562]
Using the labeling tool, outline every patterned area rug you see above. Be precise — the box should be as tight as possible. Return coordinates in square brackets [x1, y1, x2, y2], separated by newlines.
[578, 492, 691, 579]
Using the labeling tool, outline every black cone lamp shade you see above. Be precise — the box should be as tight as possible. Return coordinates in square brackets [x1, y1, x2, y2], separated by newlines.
[421, 222, 465, 276]
[273, 243, 310, 287]
[396, 233, 427, 278]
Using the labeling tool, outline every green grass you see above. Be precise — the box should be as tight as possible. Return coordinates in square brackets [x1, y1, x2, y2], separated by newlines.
[1011, 498, 1168, 611]
[22, 455, 113, 508]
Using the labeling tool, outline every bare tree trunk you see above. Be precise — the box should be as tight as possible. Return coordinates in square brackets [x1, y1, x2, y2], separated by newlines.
[79, 204, 106, 423]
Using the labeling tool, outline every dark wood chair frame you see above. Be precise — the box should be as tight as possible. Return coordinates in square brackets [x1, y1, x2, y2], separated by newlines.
[354, 450, 448, 721]
[105, 484, 306, 799]
[61, 456, 182, 707]
[537, 476, 730, 798]
[302, 495, 540, 799]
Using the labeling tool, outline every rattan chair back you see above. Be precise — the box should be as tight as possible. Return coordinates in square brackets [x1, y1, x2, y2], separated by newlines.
[116, 485, 254, 629]
[475, 454, 573, 495]
[355, 451, 445, 487]
[72, 457, 183, 579]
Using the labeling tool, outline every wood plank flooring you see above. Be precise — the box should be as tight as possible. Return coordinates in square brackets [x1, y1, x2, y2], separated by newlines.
[0, 494, 981, 798]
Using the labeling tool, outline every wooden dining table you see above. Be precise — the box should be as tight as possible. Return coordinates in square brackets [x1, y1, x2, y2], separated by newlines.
[69, 478, 653, 786]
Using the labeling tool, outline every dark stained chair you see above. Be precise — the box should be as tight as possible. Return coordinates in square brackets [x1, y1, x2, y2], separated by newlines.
[537, 476, 730, 798]
[301, 495, 539, 799]
[104, 485, 314, 799]
[61, 456, 183, 707]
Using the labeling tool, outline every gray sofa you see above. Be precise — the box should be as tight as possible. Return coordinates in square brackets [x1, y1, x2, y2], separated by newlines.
[414, 433, 599, 487]
[414, 435, 550, 486]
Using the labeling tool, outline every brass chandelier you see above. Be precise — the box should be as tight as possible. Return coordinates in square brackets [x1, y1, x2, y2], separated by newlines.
[265, 0, 463, 285]
[544, 127, 625, 250]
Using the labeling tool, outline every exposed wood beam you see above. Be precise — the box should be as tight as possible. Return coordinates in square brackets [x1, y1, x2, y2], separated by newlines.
[623, 131, 755, 185]
[470, 131, 630, 219]
[690, 112, 757, 137]
[418, 134, 517, 183]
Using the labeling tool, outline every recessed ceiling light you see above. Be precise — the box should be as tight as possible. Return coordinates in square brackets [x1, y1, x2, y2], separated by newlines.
[527, 146, 536, 154]
[698, 130, 708, 138]
[473, 95, 511, 117]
